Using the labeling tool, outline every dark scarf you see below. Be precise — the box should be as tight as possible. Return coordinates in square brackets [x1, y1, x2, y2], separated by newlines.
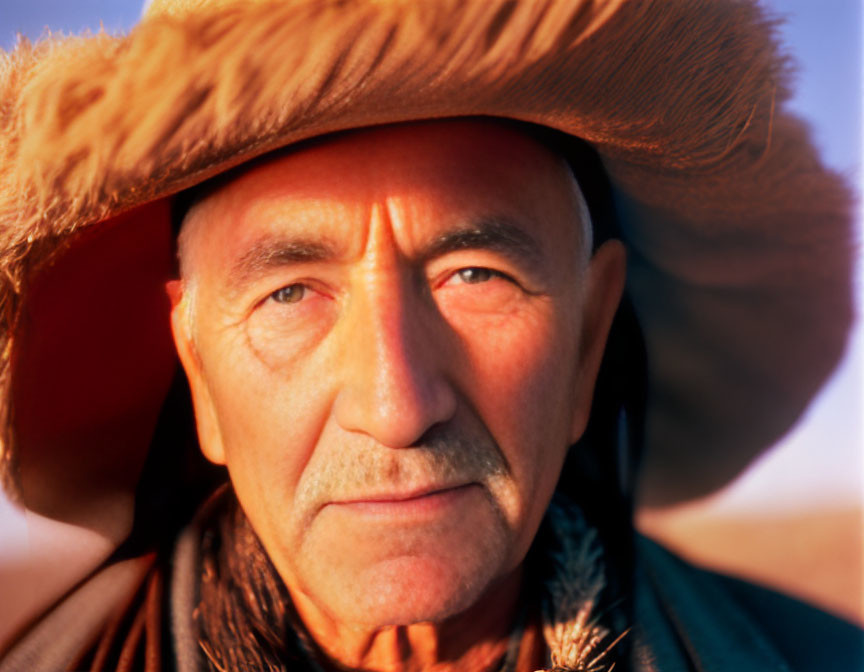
[194, 491, 627, 672]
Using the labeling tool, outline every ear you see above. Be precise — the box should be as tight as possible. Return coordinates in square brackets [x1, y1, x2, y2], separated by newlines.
[166, 280, 227, 466]
[569, 240, 627, 443]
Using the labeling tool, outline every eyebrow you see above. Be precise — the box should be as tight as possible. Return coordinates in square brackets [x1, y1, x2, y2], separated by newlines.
[419, 218, 545, 269]
[228, 235, 340, 291]
[226, 217, 545, 292]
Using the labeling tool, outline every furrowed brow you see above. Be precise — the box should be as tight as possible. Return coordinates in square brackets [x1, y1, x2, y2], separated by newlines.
[420, 218, 544, 268]
[228, 235, 339, 291]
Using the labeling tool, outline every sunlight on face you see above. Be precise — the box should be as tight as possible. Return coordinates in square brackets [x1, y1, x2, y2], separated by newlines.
[170, 120, 619, 629]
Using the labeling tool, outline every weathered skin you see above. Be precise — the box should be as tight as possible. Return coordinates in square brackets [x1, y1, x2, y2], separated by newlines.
[169, 120, 625, 672]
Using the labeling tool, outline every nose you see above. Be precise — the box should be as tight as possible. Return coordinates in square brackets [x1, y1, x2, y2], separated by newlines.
[332, 266, 458, 448]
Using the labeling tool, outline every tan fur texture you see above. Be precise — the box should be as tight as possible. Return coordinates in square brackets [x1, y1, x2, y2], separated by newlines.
[0, 0, 853, 507]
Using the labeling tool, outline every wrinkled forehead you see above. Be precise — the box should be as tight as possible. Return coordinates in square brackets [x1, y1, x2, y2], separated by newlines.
[177, 120, 592, 274]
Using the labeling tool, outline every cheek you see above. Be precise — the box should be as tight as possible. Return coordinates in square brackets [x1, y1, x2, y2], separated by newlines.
[201, 331, 334, 536]
[245, 292, 337, 371]
[451, 303, 580, 524]
[458, 302, 578, 427]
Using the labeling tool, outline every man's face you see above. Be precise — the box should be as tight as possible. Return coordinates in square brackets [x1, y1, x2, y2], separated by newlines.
[170, 120, 624, 628]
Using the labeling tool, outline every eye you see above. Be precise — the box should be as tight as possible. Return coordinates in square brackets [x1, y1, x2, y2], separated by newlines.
[457, 267, 492, 284]
[270, 284, 306, 304]
[448, 267, 507, 285]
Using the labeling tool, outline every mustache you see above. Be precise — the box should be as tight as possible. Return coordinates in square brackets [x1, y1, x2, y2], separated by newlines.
[296, 424, 509, 508]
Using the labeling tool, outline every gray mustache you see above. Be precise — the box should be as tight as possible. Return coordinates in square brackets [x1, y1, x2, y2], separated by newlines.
[297, 425, 509, 507]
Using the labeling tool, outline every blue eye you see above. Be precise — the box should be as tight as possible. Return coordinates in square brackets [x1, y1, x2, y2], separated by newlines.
[271, 284, 306, 304]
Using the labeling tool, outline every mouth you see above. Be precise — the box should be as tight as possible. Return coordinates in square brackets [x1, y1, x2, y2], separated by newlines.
[326, 483, 479, 518]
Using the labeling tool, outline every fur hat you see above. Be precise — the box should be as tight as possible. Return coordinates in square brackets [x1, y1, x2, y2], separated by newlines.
[0, 0, 852, 529]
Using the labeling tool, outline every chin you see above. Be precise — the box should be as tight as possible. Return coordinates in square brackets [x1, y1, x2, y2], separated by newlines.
[287, 511, 515, 628]
[329, 555, 498, 626]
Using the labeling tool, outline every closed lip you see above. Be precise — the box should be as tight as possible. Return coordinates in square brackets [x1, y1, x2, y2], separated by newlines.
[330, 482, 475, 506]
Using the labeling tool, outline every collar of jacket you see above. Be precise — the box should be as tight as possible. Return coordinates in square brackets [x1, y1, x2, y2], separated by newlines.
[1, 490, 806, 672]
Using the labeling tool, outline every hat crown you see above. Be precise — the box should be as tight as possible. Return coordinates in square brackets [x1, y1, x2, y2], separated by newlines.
[143, 0, 396, 20]
[144, 0, 254, 19]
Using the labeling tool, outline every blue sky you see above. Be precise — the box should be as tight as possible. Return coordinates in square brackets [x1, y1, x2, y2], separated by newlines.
[1, 0, 861, 509]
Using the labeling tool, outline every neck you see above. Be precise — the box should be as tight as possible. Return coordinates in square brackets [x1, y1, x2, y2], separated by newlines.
[290, 565, 546, 672]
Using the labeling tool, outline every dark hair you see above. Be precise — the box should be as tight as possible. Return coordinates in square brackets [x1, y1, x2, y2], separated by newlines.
[485, 121, 644, 662]
[528, 122, 647, 656]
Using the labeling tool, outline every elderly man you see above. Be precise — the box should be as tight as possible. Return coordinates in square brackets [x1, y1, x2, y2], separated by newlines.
[0, 0, 860, 671]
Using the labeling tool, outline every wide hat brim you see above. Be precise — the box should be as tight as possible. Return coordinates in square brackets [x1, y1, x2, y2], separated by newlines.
[0, 0, 853, 528]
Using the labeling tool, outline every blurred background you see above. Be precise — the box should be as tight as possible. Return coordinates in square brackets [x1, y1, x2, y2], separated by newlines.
[636, 0, 863, 630]
[0, 0, 861, 644]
